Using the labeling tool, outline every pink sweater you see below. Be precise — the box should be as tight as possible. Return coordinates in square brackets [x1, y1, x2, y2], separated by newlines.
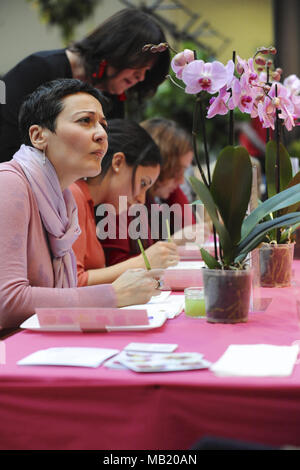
[0, 161, 116, 329]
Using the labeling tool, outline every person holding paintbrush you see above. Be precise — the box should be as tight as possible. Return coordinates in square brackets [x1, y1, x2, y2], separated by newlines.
[70, 118, 180, 287]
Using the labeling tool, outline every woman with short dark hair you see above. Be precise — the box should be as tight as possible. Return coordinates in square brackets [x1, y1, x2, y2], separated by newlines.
[0, 78, 163, 329]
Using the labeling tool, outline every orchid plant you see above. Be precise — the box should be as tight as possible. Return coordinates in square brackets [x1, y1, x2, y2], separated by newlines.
[169, 45, 300, 269]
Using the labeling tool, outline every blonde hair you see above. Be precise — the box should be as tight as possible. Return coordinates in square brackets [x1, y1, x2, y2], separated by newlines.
[140, 118, 192, 188]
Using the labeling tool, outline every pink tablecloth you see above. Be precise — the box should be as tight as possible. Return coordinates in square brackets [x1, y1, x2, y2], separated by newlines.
[1, 263, 300, 450]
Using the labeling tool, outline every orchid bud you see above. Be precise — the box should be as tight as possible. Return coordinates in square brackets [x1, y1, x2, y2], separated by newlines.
[143, 43, 169, 53]
[266, 59, 273, 67]
[255, 56, 266, 66]
[257, 66, 264, 72]
[259, 48, 270, 55]
[263, 84, 271, 93]
[269, 47, 277, 55]
[236, 63, 244, 75]
[155, 42, 168, 52]
[142, 44, 152, 52]
[276, 67, 283, 75]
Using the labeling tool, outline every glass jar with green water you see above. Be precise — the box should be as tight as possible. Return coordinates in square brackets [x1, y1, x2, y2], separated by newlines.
[184, 287, 206, 318]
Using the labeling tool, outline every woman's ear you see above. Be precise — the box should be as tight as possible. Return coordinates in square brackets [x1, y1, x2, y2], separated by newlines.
[28, 125, 49, 151]
[111, 152, 126, 174]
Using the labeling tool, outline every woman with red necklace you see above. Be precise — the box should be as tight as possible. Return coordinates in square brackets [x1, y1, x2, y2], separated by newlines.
[0, 8, 170, 162]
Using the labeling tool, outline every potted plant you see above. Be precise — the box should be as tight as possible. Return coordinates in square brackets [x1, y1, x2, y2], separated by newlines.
[254, 139, 300, 287]
[167, 45, 300, 322]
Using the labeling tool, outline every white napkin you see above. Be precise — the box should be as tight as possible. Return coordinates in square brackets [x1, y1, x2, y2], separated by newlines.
[210, 344, 299, 377]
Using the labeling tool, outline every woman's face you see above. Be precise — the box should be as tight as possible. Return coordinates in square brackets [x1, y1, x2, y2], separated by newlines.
[107, 157, 160, 213]
[44, 92, 108, 189]
[153, 150, 193, 200]
[104, 64, 152, 95]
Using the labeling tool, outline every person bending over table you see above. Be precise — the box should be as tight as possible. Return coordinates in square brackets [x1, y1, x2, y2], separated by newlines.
[0, 79, 163, 330]
[102, 118, 197, 266]
[70, 119, 180, 287]
[0, 7, 170, 162]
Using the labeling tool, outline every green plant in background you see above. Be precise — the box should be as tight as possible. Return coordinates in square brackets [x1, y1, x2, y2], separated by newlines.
[27, 0, 101, 44]
[288, 139, 300, 160]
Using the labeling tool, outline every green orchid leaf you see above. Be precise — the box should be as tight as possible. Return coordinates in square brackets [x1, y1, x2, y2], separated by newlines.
[281, 171, 300, 214]
[241, 183, 300, 240]
[265, 140, 293, 198]
[189, 176, 233, 256]
[210, 145, 252, 244]
[236, 212, 300, 259]
[200, 248, 222, 269]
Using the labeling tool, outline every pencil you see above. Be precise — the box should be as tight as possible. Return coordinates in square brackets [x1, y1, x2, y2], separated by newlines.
[137, 238, 151, 270]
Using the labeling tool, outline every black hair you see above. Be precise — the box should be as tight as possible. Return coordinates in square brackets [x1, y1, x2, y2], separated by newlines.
[100, 118, 162, 188]
[70, 8, 170, 99]
[18, 78, 107, 147]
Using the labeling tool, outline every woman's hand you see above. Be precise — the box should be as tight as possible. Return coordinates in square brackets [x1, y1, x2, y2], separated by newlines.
[144, 241, 180, 268]
[112, 268, 164, 307]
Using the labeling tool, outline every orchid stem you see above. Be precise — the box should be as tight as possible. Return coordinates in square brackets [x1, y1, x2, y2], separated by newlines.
[198, 96, 218, 259]
[192, 97, 209, 188]
[192, 49, 217, 259]
[266, 66, 271, 143]
[229, 50, 236, 146]
[192, 50, 209, 188]
[275, 83, 281, 243]
[199, 98, 212, 185]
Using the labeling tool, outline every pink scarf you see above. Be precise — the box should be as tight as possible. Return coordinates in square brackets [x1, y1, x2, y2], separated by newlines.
[13, 145, 80, 288]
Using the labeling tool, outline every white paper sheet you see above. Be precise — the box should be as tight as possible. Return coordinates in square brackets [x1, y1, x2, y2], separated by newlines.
[147, 291, 171, 303]
[166, 261, 205, 270]
[210, 344, 299, 377]
[17, 347, 119, 368]
[124, 342, 178, 353]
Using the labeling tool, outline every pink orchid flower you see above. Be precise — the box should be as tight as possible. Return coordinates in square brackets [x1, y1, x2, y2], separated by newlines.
[257, 100, 275, 129]
[182, 59, 234, 95]
[171, 49, 195, 79]
[207, 86, 230, 118]
[228, 75, 254, 114]
[283, 74, 300, 96]
[290, 94, 300, 119]
[269, 83, 295, 130]
[236, 56, 257, 79]
[258, 83, 295, 130]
